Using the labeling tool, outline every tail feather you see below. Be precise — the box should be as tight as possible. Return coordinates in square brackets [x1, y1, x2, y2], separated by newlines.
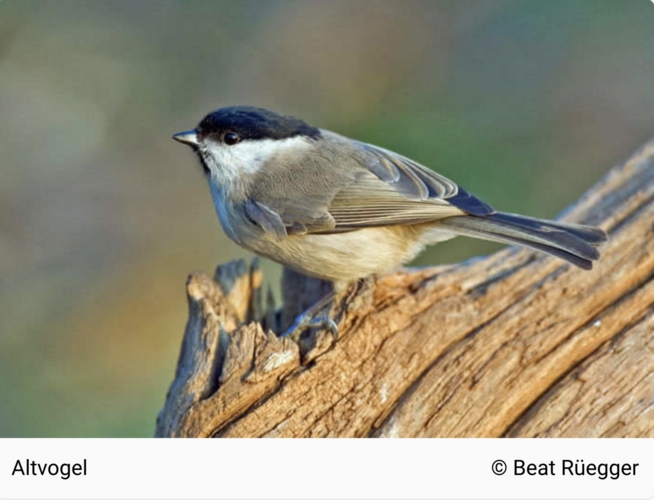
[436, 212, 608, 270]
[488, 212, 607, 246]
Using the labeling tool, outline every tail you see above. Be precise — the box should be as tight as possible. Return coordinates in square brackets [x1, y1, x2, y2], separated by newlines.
[436, 212, 608, 270]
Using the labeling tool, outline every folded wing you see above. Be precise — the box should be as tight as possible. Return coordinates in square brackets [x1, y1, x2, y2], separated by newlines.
[245, 136, 496, 236]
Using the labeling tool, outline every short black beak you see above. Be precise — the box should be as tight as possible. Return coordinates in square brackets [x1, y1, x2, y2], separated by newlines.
[172, 130, 199, 146]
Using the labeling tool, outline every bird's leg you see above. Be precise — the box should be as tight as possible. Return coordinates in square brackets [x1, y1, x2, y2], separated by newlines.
[279, 277, 372, 340]
[279, 289, 338, 340]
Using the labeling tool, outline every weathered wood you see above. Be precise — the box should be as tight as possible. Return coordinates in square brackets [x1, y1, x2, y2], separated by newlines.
[156, 139, 654, 438]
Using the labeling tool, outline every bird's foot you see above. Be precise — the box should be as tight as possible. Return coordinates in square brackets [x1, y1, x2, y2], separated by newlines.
[279, 289, 338, 341]
[280, 313, 339, 341]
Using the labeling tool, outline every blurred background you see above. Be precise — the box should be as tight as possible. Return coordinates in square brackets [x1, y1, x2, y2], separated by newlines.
[1, 0, 653, 437]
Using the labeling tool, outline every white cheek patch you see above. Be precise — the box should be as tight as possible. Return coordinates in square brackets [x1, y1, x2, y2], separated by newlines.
[200, 136, 312, 187]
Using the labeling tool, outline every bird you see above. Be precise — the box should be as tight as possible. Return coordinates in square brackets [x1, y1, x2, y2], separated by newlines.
[173, 106, 607, 337]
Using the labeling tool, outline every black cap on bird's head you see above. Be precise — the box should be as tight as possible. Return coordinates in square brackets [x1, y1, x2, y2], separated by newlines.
[172, 107, 321, 176]
[199, 106, 321, 142]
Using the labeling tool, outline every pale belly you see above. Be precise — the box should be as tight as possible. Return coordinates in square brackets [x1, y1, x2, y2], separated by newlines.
[246, 225, 456, 283]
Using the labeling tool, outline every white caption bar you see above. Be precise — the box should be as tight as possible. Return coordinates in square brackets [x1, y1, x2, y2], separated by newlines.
[0, 439, 652, 499]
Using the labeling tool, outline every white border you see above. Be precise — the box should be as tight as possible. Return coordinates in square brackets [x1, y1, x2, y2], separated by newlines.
[0, 438, 652, 499]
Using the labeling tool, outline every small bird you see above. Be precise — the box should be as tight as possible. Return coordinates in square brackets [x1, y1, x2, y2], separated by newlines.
[173, 106, 607, 336]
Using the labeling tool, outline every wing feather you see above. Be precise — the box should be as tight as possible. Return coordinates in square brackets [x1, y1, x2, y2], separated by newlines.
[245, 134, 495, 237]
[319, 140, 494, 229]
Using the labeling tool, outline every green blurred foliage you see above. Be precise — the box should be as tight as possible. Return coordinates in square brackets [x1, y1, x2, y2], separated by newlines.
[0, 0, 652, 436]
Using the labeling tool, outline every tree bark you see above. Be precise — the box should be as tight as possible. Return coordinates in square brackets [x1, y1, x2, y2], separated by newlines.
[156, 139, 654, 438]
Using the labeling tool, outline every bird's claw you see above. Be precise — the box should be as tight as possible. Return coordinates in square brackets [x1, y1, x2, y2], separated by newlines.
[281, 314, 339, 341]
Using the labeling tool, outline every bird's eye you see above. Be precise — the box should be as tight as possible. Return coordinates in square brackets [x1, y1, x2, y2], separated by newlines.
[224, 132, 240, 145]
